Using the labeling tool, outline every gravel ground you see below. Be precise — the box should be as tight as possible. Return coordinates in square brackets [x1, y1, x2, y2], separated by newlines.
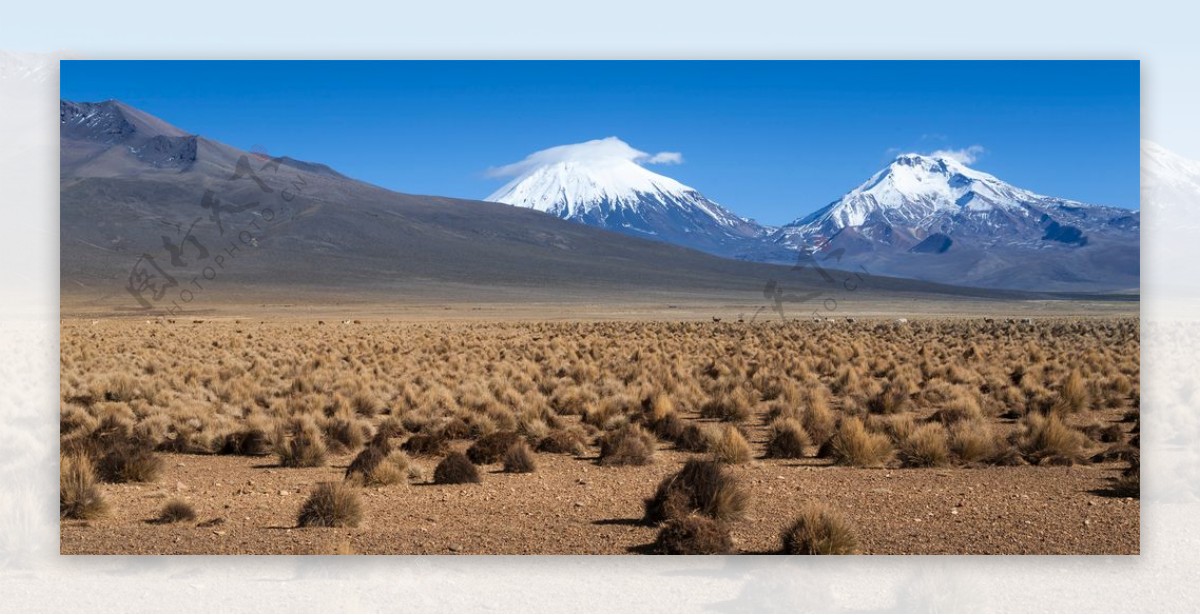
[61, 441, 1138, 555]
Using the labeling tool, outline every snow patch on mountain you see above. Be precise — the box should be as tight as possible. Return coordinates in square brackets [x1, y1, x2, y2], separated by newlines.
[764, 152, 1139, 292]
[486, 137, 757, 235]
[789, 153, 1059, 234]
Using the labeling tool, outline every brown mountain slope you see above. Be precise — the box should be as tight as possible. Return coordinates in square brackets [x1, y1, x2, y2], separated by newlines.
[59, 100, 1078, 314]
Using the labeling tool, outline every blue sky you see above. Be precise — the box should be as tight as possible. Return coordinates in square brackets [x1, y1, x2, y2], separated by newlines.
[61, 60, 1140, 225]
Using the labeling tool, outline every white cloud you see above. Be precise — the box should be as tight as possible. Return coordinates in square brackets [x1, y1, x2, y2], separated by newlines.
[487, 136, 683, 177]
[931, 144, 986, 165]
[645, 151, 683, 165]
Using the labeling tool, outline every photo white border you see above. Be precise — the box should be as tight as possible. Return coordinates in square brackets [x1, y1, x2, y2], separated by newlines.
[2, 1, 1196, 611]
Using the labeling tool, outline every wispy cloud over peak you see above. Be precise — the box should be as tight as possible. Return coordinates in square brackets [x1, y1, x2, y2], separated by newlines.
[487, 137, 682, 178]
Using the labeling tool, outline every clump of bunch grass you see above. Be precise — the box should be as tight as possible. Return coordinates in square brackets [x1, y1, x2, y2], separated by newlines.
[898, 423, 950, 468]
[537, 428, 587, 455]
[650, 411, 686, 442]
[1052, 369, 1089, 415]
[350, 392, 382, 417]
[275, 415, 327, 468]
[643, 392, 676, 425]
[765, 419, 810, 459]
[866, 381, 910, 415]
[948, 419, 1000, 464]
[320, 411, 369, 455]
[466, 431, 521, 464]
[1019, 413, 1090, 465]
[801, 390, 836, 445]
[598, 423, 656, 467]
[933, 393, 984, 425]
[674, 423, 716, 453]
[155, 499, 196, 524]
[699, 390, 752, 423]
[219, 426, 271, 456]
[503, 441, 537, 473]
[826, 417, 893, 467]
[433, 452, 481, 484]
[74, 414, 164, 483]
[779, 503, 859, 555]
[644, 458, 749, 524]
[1082, 422, 1125, 444]
[60, 453, 106, 520]
[709, 425, 752, 465]
[402, 431, 449, 457]
[345, 435, 412, 486]
[653, 514, 733, 554]
[297, 482, 363, 528]
[96, 439, 164, 483]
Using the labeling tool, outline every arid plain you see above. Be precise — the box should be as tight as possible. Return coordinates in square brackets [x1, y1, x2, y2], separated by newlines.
[60, 301, 1139, 555]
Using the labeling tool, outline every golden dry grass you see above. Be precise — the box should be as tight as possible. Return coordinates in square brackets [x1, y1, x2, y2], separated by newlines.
[780, 503, 860, 555]
[59, 316, 1138, 553]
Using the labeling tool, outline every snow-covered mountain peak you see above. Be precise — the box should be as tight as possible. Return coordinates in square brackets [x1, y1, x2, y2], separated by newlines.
[487, 152, 695, 218]
[485, 138, 763, 245]
[792, 153, 1049, 231]
[863, 153, 1033, 205]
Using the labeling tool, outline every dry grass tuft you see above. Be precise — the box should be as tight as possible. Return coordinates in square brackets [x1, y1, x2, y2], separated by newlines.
[644, 458, 749, 524]
[827, 417, 893, 467]
[219, 427, 271, 456]
[1019, 413, 1090, 464]
[780, 503, 859, 555]
[345, 445, 386, 481]
[346, 443, 411, 486]
[297, 482, 363, 528]
[644, 392, 676, 425]
[433, 452, 481, 484]
[765, 419, 810, 459]
[155, 499, 196, 524]
[275, 415, 327, 468]
[96, 440, 163, 483]
[699, 390, 752, 423]
[321, 412, 369, 455]
[866, 382, 910, 415]
[801, 390, 836, 445]
[674, 423, 715, 453]
[653, 514, 733, 554]
[350, 392, 382, 417]
[401, 432, 449, 457]
[537, 429, 587, 455]
[898, 423, 950, 468]
[60, 453, 106, 520]
[1053, 369, 1089, 415]
[933, 393, 984, 425]
[949, 420, 1000, 464]
[366, 451, 412, 486]
[503, 441, 537, 473]
[710, 425, 752, 465]
[598, 424, 656, 466]
[467, 431, 521, 464]
[1082, 422, 1125, 444]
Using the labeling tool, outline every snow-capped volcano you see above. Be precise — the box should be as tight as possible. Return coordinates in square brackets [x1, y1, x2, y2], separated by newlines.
[789, 153, 1077, 236]
[486, 137, 769, 257]
[769, 153, 1139, 292]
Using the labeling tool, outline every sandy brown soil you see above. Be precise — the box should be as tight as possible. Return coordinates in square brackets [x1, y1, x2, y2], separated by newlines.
[61, 435, 1138, 555]
[59, 312, 1139, 555]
